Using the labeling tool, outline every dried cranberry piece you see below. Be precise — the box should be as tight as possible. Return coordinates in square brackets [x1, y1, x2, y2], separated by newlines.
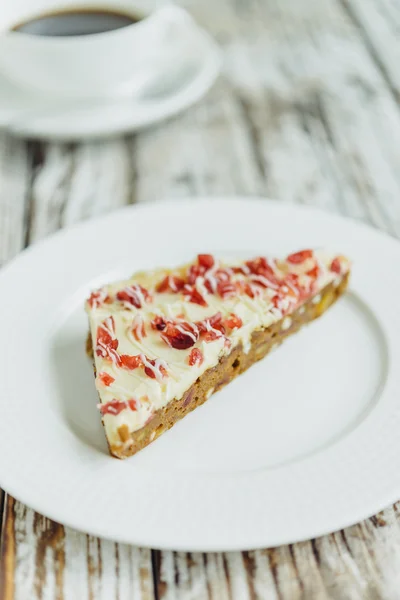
[156, 275, 185, 293]
[120, 354, 143, 370]
[151, 316, 167, 331]
[287, 250, 313, 264]
[96, 344, 121, 366]
[99, 400, 126, 416]
[209, 313, 225, 332]
[98, 372, 115, 387]
[161, 322, 198, 350]
[188, 348, 204, 366]
[97, 316, 116, 346]
[249, 273, 279, 290]
[245, 256, 275, 278]
[224, 313, 243, 330]
[183, 285, 208, 307]
[197, 254, 215, 269]
[187, 264, 206, 285]
[87, 289, 112, 309]
[127, 399, 138, 411]
[217, 281, 237, 299]
[203, 330, 222, 342]
[242, 282, 261, 299]
[330, 257, 342, 274]
[196, 313, 224, 334]
[116, 284, 152, 308]
[306, 265, 320, 279]
[97, 328, 112, 347]
[233, 264, 250, 275]
[96, 318, 121, 364]
[142, 358, 168, 379]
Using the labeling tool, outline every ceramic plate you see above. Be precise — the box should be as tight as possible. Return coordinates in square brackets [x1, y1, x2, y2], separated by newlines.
[0, 198, 396, 551]
[0, 29, 220, 140]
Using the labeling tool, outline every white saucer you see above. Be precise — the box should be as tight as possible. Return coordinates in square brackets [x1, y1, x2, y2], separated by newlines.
[0, 29, 220, 141]
[0, 198, 398, 551]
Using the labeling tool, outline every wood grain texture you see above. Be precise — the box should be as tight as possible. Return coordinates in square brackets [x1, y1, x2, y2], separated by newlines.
[1, 0, 400, 597]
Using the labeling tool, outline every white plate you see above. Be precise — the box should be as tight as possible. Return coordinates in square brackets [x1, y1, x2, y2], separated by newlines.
[0, 198, 397, 551]
[0, 29, 220, 141]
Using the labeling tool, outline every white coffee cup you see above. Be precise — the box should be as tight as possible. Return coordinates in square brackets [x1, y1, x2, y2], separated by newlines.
[0, 0, 204, 97]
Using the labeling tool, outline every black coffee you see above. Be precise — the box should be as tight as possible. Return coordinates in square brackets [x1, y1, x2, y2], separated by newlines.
[12, 7, 140, 37]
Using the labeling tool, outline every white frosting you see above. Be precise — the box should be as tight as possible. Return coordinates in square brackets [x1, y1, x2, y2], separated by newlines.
[86, 250, 350, 446]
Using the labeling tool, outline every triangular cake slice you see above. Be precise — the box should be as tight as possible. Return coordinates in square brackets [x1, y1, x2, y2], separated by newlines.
[86, 250, 350, 458]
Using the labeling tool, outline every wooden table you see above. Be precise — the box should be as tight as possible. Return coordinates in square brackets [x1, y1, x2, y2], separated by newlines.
[1, 0, 400, 597]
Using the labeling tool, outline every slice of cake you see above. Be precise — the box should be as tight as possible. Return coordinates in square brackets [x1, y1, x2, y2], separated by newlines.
[86, 250, 350, 458]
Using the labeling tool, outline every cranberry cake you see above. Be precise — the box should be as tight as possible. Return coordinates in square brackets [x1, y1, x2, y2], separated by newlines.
[86, 250, 350, 458]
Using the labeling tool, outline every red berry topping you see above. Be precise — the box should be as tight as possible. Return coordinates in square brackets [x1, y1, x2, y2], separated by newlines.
[127, 399, 138, 411]
[330, 257, 342, 274]
[306, 265, 320, 279]
[203, 330, 223, 342]
[224, 313, 243, 330]
[99, 399, 138, 416]
[98, 372, 115, 387]
[97, 316, 115, 345]
[242, 282, 262, 299]
[188, 348, 204, 366]
[196, 312, 225, 334]
[87, 288, 112, 309]
[187, 264, 206, 285]
[140, 355, 168, 380]
[282, 274, 302, 300]
[151, 316, 167, 331]
[286, 250, 313, 264]
[120, 353, 168, 380]
[99, 399, 127, 416]
[233, 264, 250, 275]
[217, 281, 237, 299]
[161, 322, 199, 350]
[245, 256, 275, 277]
[96, 317, 121, 365]
[183, 285, 208, 307]
[197, 254, 215, 269]
[156, 275, 185, 293]
[249, 274, 279, 290]
[116, 284, 152, 308]
[120, 354, 143, 370]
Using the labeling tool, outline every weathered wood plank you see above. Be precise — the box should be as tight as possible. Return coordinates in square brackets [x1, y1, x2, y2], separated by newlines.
[29, 139, 133, 243]
[132, 79, 264, 202]
[339, 0, 400, 100]
[0, 135, 30, 263]
[216, 0, 400, 234]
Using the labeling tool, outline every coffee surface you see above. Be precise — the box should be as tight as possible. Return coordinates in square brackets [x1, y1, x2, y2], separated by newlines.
[12, 8, 140, 37]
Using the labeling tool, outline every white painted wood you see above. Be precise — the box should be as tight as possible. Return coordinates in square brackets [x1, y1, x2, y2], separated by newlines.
[341, 0, 400, 96]
[133, 80, 264, 203]
[29, 140, 132, 243]
[0, 135, 29, 263]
